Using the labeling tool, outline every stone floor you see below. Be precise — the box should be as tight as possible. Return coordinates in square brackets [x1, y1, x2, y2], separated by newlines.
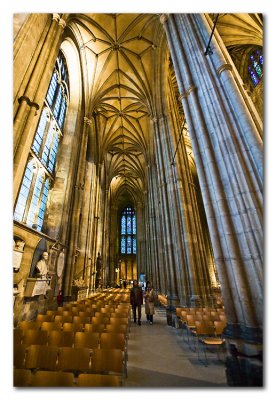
[124, 306, 228, 388]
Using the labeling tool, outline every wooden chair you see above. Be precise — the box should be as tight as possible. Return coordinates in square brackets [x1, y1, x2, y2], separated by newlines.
[36, 314, 53, 323]
[63, 322, 83, 332]
[57, 347, 91, 375]
[25, 344, 58, 371]
[54, 315, 73, 324]
[84, 323, 105, 333]
[77, 373, 121, 387]
[22, 329, 48, 346]
[73, 315, 90, 325]
[30, 370, 75, 387]
[14, 368, 32, 386]
[48, 330, 74, 347]
[41, 321, 62, 331]
[19, 321, 42, 330]
[105, 324, 128, 335]
[91, 316, 110, 326]
[90, 349, 125, 376]
[74, 332, 100, 350]
[14, 344, 27, 368]
[46, 310, 56, 318]
[14, 328, 23, 345]
[100, 333, 126, 353]
[109, 317, 128, 326]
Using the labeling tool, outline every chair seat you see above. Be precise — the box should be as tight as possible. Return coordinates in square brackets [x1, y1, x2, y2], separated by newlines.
[201, 338, 224, 345]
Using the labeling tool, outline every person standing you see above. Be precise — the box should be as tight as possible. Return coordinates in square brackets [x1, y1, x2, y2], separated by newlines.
[130, 280, 143, 325]
[144, 280, 155, 324]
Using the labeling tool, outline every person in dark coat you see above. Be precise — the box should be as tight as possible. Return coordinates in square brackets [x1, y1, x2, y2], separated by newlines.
[130, 280, 143, 325]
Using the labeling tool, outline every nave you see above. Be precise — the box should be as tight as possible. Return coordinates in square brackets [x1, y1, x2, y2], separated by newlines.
[14, 288, 227, 388]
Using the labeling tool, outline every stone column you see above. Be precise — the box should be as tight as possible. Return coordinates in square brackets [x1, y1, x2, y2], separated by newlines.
[14, 14, 68, 203]
[63, 116, 89, 297]
[162, 13, 263, 385]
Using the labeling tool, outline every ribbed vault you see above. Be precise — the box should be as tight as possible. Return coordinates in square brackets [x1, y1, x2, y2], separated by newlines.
[68, 13, 162, 205]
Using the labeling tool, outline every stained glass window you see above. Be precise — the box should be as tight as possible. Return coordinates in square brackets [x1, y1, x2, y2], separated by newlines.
[120, 206, 136, 254]
[14, 52, 69, 232]
[248, 49, 263, 87]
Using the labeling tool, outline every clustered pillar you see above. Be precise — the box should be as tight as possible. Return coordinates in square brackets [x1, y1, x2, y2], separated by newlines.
[161, 13, 263, 386]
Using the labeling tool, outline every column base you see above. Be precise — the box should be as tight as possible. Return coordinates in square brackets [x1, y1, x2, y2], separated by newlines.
[224, 323, 263, 386]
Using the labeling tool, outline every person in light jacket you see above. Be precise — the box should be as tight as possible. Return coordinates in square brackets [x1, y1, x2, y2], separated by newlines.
[144, 280, 155, 324]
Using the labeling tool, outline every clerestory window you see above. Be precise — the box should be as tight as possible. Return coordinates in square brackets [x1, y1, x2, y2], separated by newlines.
[248, 49, 263, 87]
[14, 53, 69, 231]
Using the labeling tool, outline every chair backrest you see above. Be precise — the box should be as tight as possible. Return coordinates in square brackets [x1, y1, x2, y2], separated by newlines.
[57, 347, 91, 373]
[14, 328, 23, 345]
[63, 322, 83, 332]
[30, 370, 74, 387]
[41, 321, 62, 331]
[99, 333, 126, 351]
[19, 321, 42, 330]
[109, 317, 128, 326]
[48, 330, 74, 347]
[14, 344, 27, 368]
[22, 329, 48, 346]
[14, 368, 32, 387]
[36, 314, 53, 323]
[195, 321, 214, 335]
[77, 373, 121, 387]
[84, 323, 105, 333]
[54, 315, 73, 324]
[90, 349, 124, 374]
[74, 332, 100, 349]
[214, 321, 226, 336]
[186, 315, 196, 327]
[91, 316, 110, 325]
[25, 344, 58, 370]
[105, 324, 128, 334]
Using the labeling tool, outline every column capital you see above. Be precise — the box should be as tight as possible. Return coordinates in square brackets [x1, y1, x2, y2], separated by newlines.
[84, 116, 93, 125]
[52, 13, 61, 22]
[59, 18, 67, 29]
[160, 14, 169, 25]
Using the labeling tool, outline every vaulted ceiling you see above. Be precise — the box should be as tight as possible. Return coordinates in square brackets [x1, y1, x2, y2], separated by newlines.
[65, 13, 263, 207]
[68, 14, 164, 206]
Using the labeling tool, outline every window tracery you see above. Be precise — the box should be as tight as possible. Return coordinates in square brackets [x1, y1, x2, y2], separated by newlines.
[120, 206, 136, 254]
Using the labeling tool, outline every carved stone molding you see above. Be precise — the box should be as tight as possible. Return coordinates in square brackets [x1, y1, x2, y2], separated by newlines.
[179, 85, 196, 100]
[18, 95, 40, 111]
[84, 117, 92, 125]
[59, 18, 67, 29]
[52, 14, 60, 22]
[216, 63, 233, 77]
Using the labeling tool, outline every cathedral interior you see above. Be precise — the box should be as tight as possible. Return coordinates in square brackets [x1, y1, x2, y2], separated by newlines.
[12, 13, 263, 389]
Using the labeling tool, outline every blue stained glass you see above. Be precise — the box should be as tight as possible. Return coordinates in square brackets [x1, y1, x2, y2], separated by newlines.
[127, 236, 132, 254]
[14, 163, 34, 221]
[133, 216, 136, 234]
[120, 206, 136, 254]
[248, 50, 263, 86]
[32, 109, 48, 155]
[121, 237, 126, 253]
[127, 216, 132, 234]
[248, 67, 259, 86]
[36, 179, 49, 230]
[121, 216, 126, 234]
[58, 98, 67, 130]
[26, 173, 43, 226]
[46, 72, 58, 107]
[53, 86, 62, 119]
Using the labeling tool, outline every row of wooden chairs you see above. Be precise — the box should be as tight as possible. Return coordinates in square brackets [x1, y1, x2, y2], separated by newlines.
[14, 346, 125, 378]
[14, 330, 127, 349]
[14, 369, 122, 387]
